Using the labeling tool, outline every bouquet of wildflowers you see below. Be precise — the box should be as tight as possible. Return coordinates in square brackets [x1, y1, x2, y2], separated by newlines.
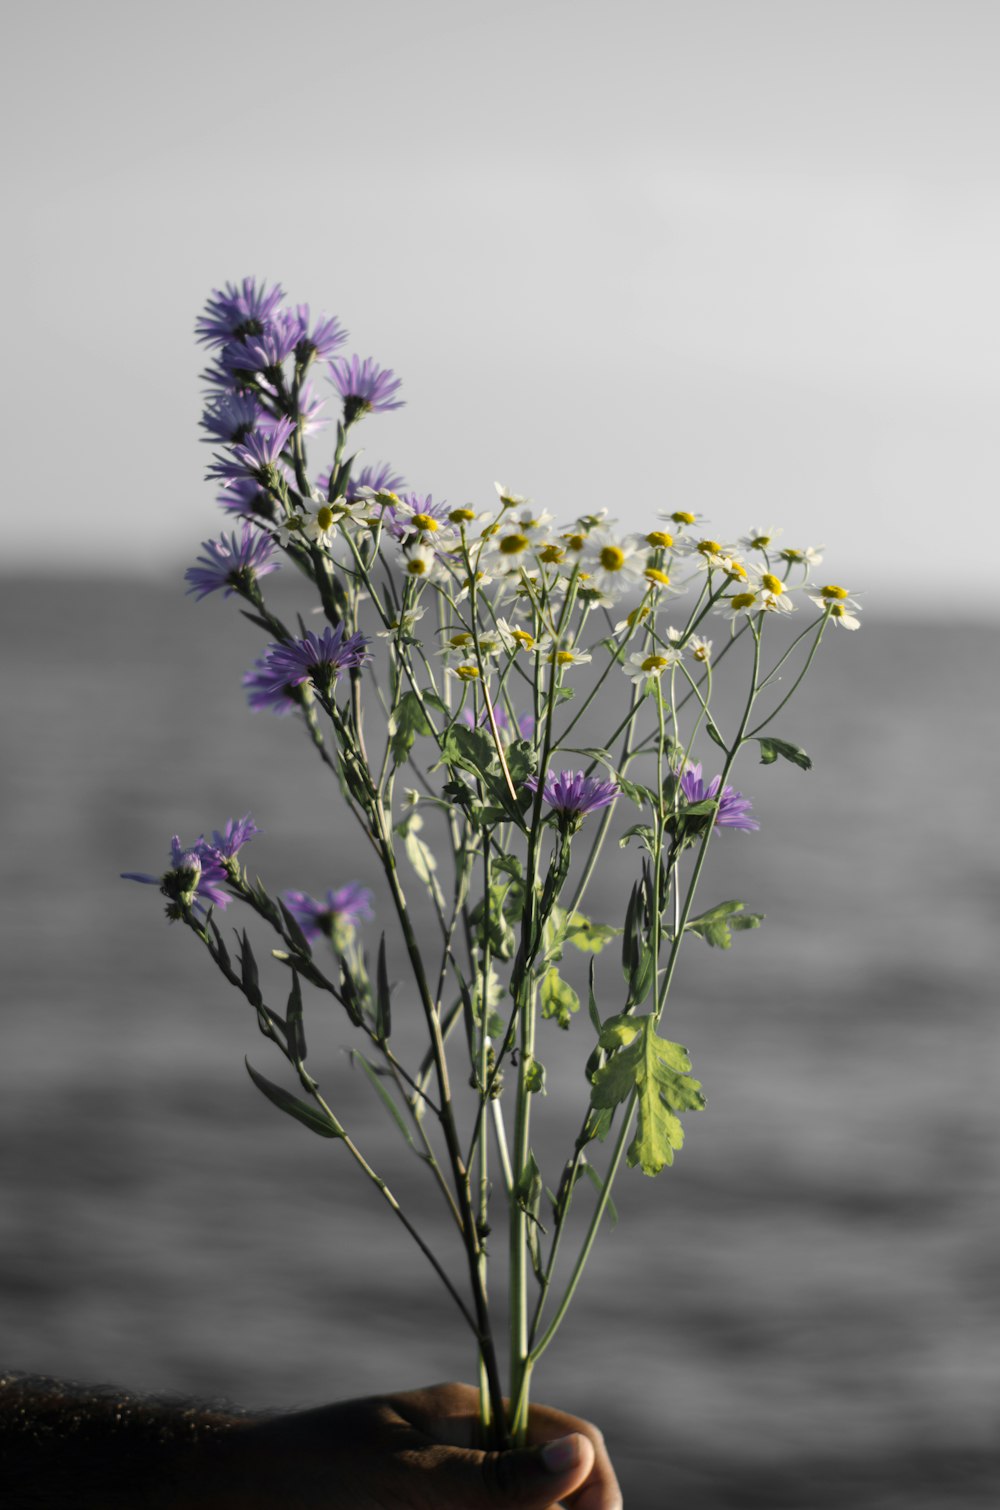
[124, 278, 860, 1448]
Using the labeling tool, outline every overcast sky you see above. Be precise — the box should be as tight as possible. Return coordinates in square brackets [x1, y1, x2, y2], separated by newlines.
[4, 0, 998, 615]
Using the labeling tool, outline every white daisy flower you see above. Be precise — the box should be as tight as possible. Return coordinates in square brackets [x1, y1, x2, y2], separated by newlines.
[626, 648, 682, 685]
[536, 636, 593, 669]
[740, 524, 783, 553]
[398, 542, 446, 583]
[658, 509, 705, 531]
[376, 606, 426, 639]
[717, 590, 763, 623]
[584, 529, 647, 597]
[689, 634, 713, 662]
[747, 567, 796, 613]
[809, 584, 862, 629]
[778, 544, 825, 570]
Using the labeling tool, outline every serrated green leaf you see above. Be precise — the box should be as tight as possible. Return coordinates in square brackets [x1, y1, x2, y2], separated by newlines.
[756, 736, 812, 771]
[589, 1017, 703, 1176]
[539, 966, 580, 1029]
[563, 914, 621, 954]
[245, 1058, 342, 1139]
[388, 690, 435, 767]
[687, 899, 764, 950]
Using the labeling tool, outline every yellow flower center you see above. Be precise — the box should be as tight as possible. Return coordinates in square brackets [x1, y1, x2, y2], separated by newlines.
[554, 650, 576, 665]
[512, 629, 535, 649]
[692, 643, 710, 661]
[672, 511, 696, 525]
[731, 592, 757, 610]
[316, 506, 335, 532]
[782, 548, 805, 562]
[449, 508, 475, 523]
[600, 545, 626, 572]
[499, 533, 529, 555]
[565, 533, 587, 553]
[697, 539, 722, 556]
[750, 534, 772, 548]
[480, 523, 499, 539]
[455, 664, 480, 680]
[406, 557, 429, 575]
[830, 603, 847, 618]
[641, 655, 668, 673]
[819, 584, 849, 599]
[726, 561, 748, 580]
[448, 633, 472, 648]
[761, 573, 784, 594]
[539, 544, 565, 563]
[645, 531, 673, 548]
[411, 513, 438, 532]
[625, 606, 650, 628]
[644, 568, 670, 587]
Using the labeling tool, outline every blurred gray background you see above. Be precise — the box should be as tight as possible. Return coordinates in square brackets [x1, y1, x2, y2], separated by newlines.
[2, 2, 998, 1506]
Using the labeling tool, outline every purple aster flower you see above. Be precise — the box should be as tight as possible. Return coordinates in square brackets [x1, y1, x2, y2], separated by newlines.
[292, 306, 349, 362]
[327, 355, 405, 424]
[216, 477, 279, 522]
[196, 278, 287, 347]
[207, 415, 296, 486]
[225, 310, 306, 376]
[527, 770, 620, 824]
[201, 813, 261, 860]
[343, 462, 407, 501]
[243, 657, 302, 714]
[185, 523, 279, 600]
[282, 883, 374, 945]
[199, 393, 266, 446]
[261, 624, 372, 698]
[678, 763, 759, 831]
[122, 836, 231, 916]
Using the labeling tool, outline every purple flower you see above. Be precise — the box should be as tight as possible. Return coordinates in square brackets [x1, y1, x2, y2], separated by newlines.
[225, 310, 305, 375]
[327, 355, 404, 423]
[282, 883, 374, 945]
[243, 657, 302, 714]
[196, 278, 287, 347]
[203, 813, 261, 860]
[261, 624, 372, 698]
[292, 306, 349, 362]
[216, 477, 279, 521]
[122, 836, 231, 915]
[199, 393, 266, 446]
[526, 770, 620, 823]
[185, 523, 279, 600]
[207, 415, 296, 486]
[383, 493, 450, 541]
[678, 763, 759, 831]
[343, 462, 407, 501]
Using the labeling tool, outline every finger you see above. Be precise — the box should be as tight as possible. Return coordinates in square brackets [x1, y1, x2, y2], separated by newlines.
[524, 1405, 622, 1510]
[428, 1432, 598, 1509]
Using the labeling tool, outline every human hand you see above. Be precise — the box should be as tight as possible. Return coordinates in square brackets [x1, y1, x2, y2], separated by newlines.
[194, 1380, 622, 1510]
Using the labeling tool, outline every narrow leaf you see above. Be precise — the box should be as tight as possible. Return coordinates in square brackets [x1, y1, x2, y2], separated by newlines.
[350, 1050, 417, 1150]
[756, 736, 812, 771]
[245, 1058, 341, 1139]
[375, 933, 391, 1042]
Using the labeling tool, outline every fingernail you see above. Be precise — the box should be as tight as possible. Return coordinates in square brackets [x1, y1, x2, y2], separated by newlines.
[541, 1434, 584, 1473]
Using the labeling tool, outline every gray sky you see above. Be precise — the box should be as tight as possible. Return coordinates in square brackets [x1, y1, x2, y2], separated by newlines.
[4, 0, 998, 614]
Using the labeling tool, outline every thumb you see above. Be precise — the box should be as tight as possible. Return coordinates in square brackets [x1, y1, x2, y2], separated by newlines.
[437, 1431, 596, 1508]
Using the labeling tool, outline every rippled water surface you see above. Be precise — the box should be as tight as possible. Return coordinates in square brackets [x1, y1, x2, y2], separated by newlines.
[1, 579, 997, 1507]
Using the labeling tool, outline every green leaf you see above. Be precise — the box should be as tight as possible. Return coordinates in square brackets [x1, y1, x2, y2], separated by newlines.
[435, 724, 495, 778]
[278, 899, 313, 958]
[540, 966, 580, 1029]
[706, 717, 727, 751]
[238, 930, 263, 1009]
[587, 959, 601, 1037]
[285, 970, 306, 1064]
[514, 1150, 546, 1279]
[620, 823, 656, 854]
[245, 1058, 342, 1139]
[349, 1050, 417, 1150]
[422, 690, 449, 717]
[388, 690, 434, 767]
[589, 1016, 704, 1176]
[756, 736, 812, 771]
[563, 914, 620, 954]
[505, 739, 537, 785]
[375, 933, 392, 1041]
[687, 899, 764, 950]
[524, 1056, 547, 1094]
[625, 943, 655, 1008]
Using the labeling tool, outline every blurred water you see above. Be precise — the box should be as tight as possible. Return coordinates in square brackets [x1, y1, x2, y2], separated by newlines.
[0, 578, 997, 1507]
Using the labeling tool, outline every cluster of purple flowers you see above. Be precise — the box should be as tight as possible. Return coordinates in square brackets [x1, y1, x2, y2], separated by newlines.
[247, 625, 372, 710]
[678, 763, 759, 831]
[122, 815, 260, 914]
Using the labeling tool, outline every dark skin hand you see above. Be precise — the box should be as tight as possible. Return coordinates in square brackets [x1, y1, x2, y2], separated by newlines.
[205, 1382, 623, 1510]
